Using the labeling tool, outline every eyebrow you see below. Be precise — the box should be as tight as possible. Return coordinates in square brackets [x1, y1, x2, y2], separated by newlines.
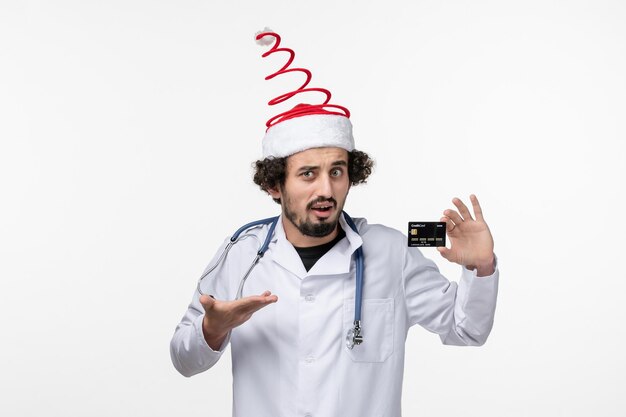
[296, 160, 348, 173]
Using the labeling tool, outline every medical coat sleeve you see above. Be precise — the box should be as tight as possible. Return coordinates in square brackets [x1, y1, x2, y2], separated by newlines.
[170, 238, 233, 377]
[402, 246, 499, 346]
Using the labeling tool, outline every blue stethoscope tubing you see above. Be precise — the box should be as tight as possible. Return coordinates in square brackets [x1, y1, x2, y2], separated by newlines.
[196, 211, 364, 349]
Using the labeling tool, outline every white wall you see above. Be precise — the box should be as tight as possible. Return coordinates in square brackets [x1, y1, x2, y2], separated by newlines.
[1, 1, 624, 416]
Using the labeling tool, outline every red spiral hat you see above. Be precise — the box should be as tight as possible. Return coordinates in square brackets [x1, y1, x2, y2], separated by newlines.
[255, 28, 355, 158]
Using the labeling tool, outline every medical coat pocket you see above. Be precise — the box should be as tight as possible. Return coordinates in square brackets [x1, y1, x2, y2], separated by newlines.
[343, 298, 394, 363]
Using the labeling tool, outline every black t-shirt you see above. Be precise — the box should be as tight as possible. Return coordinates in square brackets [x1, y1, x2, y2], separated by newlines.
[293, 226, 346, 272]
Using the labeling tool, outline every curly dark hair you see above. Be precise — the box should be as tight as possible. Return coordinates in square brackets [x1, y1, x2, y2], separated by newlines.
[253, 149, 375, 204]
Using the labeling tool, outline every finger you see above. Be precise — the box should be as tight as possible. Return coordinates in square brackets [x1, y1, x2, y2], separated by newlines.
[440, 216, 455, 233]
[443, 209, 464, 226]
[237, 292, 278, 313]
[259, 292, 278, 304]
[250, 291, 277, 303]
[437, 246, 454, 262]
[452, 197, 474, 221]
[199, 294, 216, 312]
[470, 194, 484, 222]
[261, 293, 279, 303]
[241, 298, 277, 316]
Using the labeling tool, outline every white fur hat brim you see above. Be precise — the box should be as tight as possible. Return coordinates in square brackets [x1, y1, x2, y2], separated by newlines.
[262, 114, 354, 158]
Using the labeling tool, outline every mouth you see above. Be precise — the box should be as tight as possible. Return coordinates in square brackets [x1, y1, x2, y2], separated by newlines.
[309, 202, 335, 219]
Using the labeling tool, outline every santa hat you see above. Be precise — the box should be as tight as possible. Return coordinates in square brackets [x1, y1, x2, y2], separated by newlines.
[255, 28, 355, 158]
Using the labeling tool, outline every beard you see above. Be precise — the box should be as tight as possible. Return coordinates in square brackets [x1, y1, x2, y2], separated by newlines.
[283, 195, 341, 238]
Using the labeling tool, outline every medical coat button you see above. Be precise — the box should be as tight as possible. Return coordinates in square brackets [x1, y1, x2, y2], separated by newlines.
[304, 355, 316, 363]
[304, 294, 315, 302]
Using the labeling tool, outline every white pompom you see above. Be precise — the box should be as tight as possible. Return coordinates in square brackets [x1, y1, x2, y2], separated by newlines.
[255, 27, 275, 46]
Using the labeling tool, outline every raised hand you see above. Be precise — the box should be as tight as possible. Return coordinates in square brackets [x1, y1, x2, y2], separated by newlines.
[200, 291, 278, 350]
[437, 194, 495, 276]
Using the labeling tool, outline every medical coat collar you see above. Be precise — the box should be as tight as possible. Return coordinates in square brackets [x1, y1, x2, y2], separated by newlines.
[269, 212, 363, 280]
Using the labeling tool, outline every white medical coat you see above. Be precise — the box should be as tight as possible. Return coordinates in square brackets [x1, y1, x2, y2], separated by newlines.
[170, 213, 499, 417]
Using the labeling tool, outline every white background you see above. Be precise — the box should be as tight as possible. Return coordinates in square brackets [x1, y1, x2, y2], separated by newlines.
[1, 1, 625, 416]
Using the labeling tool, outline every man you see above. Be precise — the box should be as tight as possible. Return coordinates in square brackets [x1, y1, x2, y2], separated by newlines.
[170, 30, 498, 417]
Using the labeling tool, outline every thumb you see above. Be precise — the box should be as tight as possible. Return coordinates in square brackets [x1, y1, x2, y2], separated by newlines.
[199, 294, 216, 312]
[437, 246, 453, 262]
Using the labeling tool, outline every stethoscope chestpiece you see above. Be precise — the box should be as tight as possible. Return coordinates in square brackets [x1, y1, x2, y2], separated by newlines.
[345, 320, 363, 350]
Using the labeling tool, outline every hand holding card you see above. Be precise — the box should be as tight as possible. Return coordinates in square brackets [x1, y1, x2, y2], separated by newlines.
[437, 194, 495, 276]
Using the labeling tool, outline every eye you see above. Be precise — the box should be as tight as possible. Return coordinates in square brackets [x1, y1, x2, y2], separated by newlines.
[330, 168, 343, 177]
[301, 170, 314, 178]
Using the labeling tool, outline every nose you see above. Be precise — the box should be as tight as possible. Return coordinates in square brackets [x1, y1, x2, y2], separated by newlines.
[316, 173, 333, 199]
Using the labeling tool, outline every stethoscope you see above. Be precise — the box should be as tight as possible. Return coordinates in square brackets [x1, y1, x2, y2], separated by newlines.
[196, 211, 365, 350]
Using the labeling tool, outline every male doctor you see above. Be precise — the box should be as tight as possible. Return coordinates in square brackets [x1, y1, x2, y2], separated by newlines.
[170, 30, 498, 417]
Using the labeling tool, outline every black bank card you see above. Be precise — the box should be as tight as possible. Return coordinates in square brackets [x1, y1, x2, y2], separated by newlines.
[408, 222, 446, 247]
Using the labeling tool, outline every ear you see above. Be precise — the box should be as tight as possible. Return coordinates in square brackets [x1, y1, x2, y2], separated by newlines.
[267, 186, 281, 200]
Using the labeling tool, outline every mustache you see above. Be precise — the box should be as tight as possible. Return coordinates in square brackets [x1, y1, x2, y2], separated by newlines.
[307, 197, 337, 210]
